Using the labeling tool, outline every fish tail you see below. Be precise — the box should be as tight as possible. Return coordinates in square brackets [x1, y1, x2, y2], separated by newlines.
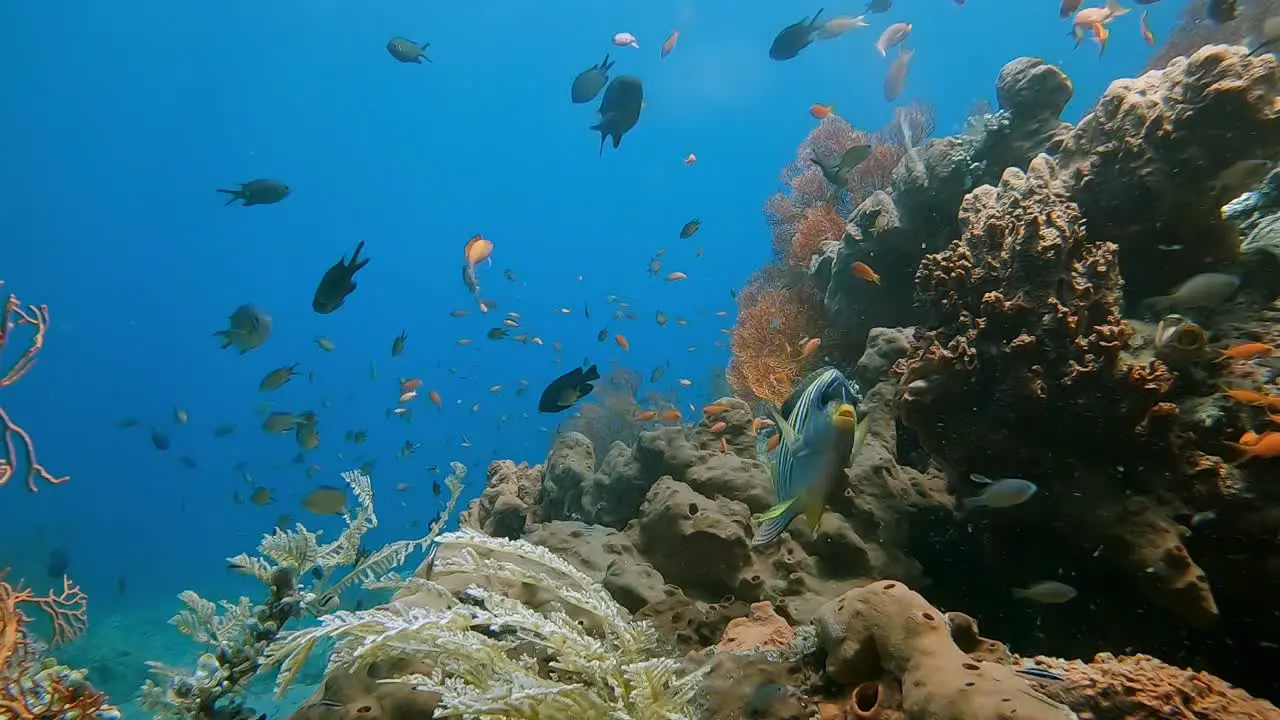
[212, 330, 232, 350]
[216, 189, 241, 205]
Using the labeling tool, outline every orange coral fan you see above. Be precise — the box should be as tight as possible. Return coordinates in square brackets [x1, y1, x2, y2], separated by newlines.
[789, 203, 846, 269]
[0, 282, 68, 493]
[0, 570, 102, 720]
[727, 269, 821, 406]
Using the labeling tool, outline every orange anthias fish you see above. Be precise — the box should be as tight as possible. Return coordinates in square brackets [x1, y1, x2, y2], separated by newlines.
[615, 334, 630, 352]
[1072, 0, 1128, 46]
[810, 103, 835, 120]
[1227, 431, 1280, 464]
[659, 409, 682, 422]
[1221, 388, 1280, 410]
[703, 404, 730, 415]
[464, 234, 494, 267]
[851, 261, 881, 284]
[661, 31, 679, 58]
[799, 337, 821, 360]
[428, 390, 443, 407]
[1220, 342, 1274, 361]
[708, 421, 728, 433]
[666, 271, 688, 281]
[636, 410, 658, 421]
[1239, 430, 1261, 446]
[1140, 10, 1155, 46]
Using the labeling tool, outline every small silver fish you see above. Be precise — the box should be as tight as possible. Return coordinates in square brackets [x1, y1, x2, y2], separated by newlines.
[963, 475, 1039, 512]
[1013, 580, 1078, 604]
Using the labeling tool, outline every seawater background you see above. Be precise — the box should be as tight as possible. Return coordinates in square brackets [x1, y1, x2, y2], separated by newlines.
[0, 0, 1184, 713]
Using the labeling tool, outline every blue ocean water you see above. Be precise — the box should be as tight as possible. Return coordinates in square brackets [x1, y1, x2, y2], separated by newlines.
[0, 0, 1184, 714]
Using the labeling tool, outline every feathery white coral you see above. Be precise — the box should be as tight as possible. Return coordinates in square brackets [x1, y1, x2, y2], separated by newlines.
[261, 530, 708, 719]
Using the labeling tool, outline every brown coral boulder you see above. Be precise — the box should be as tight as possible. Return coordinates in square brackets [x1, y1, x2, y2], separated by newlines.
[459, 460, 541, 539]
[1062, 45, 1280, 303]
[631, 476, 753, 598]
[815, 581, 1077, 720]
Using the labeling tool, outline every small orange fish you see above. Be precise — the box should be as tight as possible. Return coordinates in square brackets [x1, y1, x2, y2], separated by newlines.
[464, 234, 493, 267]
[615, 334, 630, 352]
[800, 337, 821, 360]
[809, 103, 835, 120]
[401, 378, 423, 393]
[684, 153, 697, 166]
[1220, 342, 1274, 361]
[1221, 388, 1280, 409]
[666, 271, 688, 281]
[1090, 22, 1110, 56]
[636, 410, 658, 421]
[661, 31, 679, 58]
[708, 421, 728, 433]
[851, 261, 881, 284]
[766, 434, 781, 452]
[429, 390, 443, 407]
[1239, 430, 1261, 446]
[1227, 431, 1280, 464]
[1139, 10, 1154, 46]
[883, 48, 914, 101]
[720, 437, 729, 453]
[660, 409, 683, 422]
[703, 404, 730, 415]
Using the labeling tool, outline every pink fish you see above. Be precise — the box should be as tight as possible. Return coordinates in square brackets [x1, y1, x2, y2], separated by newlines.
[661, 31, 679, 58]
[884, 47, 915, 101]
[875, 22, 912, 57]
[612, 32, 640, 49]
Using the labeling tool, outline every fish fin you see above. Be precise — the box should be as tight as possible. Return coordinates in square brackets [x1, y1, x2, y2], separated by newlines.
[751, 499, 800, 546]
[1104, 0, 1128, 16]
[799, 488, 826, 531]
[971, 473, 992, 484]
[811, 7, 825, 26]
[766, 404, 801, 450]
[216, 189, 240, 205]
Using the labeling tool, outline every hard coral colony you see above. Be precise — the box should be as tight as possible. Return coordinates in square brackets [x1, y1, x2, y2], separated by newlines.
[6, 3, 1280, 720]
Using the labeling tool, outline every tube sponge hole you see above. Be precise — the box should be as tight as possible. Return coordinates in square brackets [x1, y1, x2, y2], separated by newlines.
[851, 681, 882, 718]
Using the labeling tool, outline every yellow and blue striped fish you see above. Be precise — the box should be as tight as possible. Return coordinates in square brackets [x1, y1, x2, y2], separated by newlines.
[751, 367, 868, 547]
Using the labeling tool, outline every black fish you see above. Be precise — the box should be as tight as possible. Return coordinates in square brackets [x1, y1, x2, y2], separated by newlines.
[217, 179, 290, 207]
[538, 364, 601, 413]
[1207, 0, 1236, 24]
[151, 426, 170, 451]
[387, 37, 431, 63]
[313, 240, 371, 314]
[811, 144, 872, 189]
[591, 76, 644, 155]
[571, 54, 615, 103]
[597, 328, 608, 342]
[865, 0, 891, 13]
[769, 9, 825, 60]
[679, 219, 701, 239]
[46, 548, 71, 579]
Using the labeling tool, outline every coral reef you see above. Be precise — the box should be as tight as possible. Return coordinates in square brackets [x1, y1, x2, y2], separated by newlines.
[0, 570, 118, 719]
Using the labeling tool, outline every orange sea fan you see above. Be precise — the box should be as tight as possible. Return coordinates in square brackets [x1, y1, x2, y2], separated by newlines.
[728, 279, 821, 406]
[789, 203, 845, 269]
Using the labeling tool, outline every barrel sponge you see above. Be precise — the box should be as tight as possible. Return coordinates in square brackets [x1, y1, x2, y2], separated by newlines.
[814, 581, 1076, 720]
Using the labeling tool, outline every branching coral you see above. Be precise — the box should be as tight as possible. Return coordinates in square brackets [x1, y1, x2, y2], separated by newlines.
[139, 463, 468, 719]
[727, 269, 822, 406]
[0, 281, 69, 493]
[0, 571, 117, 719]
[263, 529, 709, 719]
